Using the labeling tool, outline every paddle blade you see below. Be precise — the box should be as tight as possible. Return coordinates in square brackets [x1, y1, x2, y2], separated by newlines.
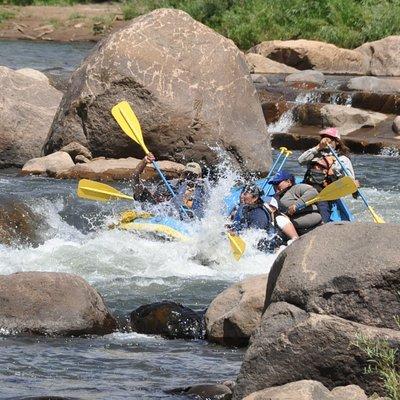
[227, 233, 246, 261]
[111, 101, 150, 153]
[306, 176, 358, 205]
[77, 179, 133, 202]
[368, 206, 385, 224]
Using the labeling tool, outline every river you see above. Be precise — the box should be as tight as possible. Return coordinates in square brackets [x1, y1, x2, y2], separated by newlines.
[0, 40, 399, 400]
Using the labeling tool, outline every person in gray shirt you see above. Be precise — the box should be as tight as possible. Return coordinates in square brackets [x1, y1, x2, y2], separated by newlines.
[268, 170, 322, 235]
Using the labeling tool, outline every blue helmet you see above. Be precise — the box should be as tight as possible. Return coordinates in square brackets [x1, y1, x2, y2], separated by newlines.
[268, 170, 294, 185]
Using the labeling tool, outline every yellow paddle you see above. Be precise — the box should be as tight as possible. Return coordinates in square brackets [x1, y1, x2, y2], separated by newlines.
[304, 176, 358, 207]
[227, 233, 246, 261]
[112, 100, 246, 261]
[77, 179, 133, 202]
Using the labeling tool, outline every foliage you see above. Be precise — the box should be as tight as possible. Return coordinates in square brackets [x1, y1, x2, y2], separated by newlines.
[0, 9, 14, 23]
[355, 313, 400, 400]
[121, 0, 400, 49]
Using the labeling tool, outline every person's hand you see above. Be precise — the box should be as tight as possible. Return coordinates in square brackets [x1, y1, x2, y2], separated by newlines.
[287, 204, 297, 215]
[144, 153, 155, 163]
[318, 137, 332, 150]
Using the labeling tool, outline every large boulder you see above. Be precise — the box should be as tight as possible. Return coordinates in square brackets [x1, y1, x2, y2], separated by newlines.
[130, 301, 204, 339]
[249, 40, 369, 75]
[0, 67, 62, 168]
[0, 272, 117, 335]
[356, 36, 400, 76]
[392, 116, 400, 135]
[265, 223, 400, 330]
[347, 77, 400, 94]
[205, 274, 267, 346]
[233, 302, 400, 399]
[43, 9, 271, 174]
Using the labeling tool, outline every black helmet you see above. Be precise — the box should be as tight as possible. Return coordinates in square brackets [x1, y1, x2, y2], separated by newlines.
[242, 184, 264, 198]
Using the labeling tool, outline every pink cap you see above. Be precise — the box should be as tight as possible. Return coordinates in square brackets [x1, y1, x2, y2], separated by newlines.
[319, 127, 340, 139]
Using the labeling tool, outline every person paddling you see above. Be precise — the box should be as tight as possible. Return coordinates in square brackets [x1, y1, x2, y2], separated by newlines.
[131, 153, 208, 219]
[297, 127, 356, 222]
[228, 184, 282, 253]
[268, 171, 322, 235]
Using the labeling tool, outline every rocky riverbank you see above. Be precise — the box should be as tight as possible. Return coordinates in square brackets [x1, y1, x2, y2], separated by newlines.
[0, 3, 124, 42]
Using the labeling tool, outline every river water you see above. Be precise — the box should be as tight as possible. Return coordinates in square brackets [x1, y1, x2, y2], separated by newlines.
[0, 40, 399, 400]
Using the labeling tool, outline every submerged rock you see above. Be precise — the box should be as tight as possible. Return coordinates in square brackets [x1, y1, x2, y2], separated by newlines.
[0, 272, 117, 336]
[43, 9, 271, 174]
[130, 301, 204, 340]
[285, 70, 325, 85]
[0, 201, 47, 246]
[0, 66, 62, 168]
[205, 274, 267, 347]
[166, 383, 232, 399]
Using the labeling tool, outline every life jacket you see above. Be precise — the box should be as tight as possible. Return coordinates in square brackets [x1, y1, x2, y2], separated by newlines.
[304, 155, 336, 188]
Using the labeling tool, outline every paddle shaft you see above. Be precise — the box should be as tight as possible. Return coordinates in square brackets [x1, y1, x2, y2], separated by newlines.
[328, 144, 384, 223]
[261, 147, 287, 191]
[264, 151, 292, 196]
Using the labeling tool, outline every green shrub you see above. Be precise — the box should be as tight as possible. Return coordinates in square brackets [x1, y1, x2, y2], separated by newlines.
[0, 9, 14, 23]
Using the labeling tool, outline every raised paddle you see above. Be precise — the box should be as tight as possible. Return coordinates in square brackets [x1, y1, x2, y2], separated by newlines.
[260, 147, 288, 191]
[77, 179, 133, 202]
[111, 101, 190, 219]
[300, 176, 358, 209]
[327, 144, 385, 224]
[112, 101, 246, 260]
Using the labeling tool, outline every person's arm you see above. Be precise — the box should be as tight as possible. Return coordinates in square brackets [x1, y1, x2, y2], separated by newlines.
[132, 153, 155, 199]
[298, 146, 320, 165]
[287, 184, 318, 215]
[333, 156, 355, 178]
[276, 215, 299, 240]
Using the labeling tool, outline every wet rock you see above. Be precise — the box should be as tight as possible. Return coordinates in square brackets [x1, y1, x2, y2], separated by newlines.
[347, 76, 400, 94]
[0, 66, 62, 168]
[60, 141, 92, 160]
[261, 101, 292, 124]
[245, 53, 298, 74]
[249, 39, 369, 75]
[16, 68, 49, 83]
[330, 384, 368, 400]
[130, 301, 204, 339]
[166, 383, 232, 399]
[294, 104, 387, 134]
[285, 70, 325, 85]
[356, 36, 400, 76]
[0, 201, 47, 247]
[251, 74, 269, 85]
[21, 151, 74, 177]
[0, 272, 117, 335]
[56, 157, 184, 181]
[232, 302, 400, 399]
[242, 380, 333, 400]
[43, 9, 271, 174]
[74, 154, 90, 164]
[205, 274, 267, 347]
[393, 116, 400, 134]
[350, 92, 400, 115]
[265, 223, 400, 329]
